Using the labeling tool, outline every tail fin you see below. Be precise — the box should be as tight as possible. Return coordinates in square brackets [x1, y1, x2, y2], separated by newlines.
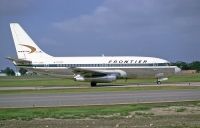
[10, 23, 52, 60]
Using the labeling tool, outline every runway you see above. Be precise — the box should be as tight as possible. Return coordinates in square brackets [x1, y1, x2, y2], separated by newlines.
[0, 82, 200, 91]
[0, 90, 200, 108]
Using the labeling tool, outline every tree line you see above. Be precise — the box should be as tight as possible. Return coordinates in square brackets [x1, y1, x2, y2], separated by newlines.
[171, 61, 200, 72]
[1, 61, 200, 76]
[1, 68, 27, 76]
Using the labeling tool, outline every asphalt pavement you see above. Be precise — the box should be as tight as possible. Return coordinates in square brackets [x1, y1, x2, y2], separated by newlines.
[0, 90, 199, 108]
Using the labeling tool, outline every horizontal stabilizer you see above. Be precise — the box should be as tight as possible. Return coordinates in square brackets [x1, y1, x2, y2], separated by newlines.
[6, 57, 32, 65]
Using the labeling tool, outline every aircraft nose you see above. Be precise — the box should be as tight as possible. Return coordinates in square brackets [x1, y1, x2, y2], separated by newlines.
[175, 66, 181, 73]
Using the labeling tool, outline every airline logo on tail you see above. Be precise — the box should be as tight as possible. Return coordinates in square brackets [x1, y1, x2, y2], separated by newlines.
[18, 44, 36, 54]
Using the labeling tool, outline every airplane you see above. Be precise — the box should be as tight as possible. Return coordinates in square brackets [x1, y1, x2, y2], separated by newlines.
[7, 23, 181, 87]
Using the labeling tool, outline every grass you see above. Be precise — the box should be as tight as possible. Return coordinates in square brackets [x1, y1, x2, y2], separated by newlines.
[0, 101, 199, 120]
[0, 73, 200, 87]
[0, 75, 87, 87]
[134, 111, 154, 116]
[167, 73, 200, 83]
[176, 107, 187, 112]
[0, 73, 200, 94]
[0, 104, 150, 120]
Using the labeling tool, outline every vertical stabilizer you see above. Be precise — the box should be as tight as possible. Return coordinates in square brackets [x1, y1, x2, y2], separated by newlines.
[10, 23, 52, 60]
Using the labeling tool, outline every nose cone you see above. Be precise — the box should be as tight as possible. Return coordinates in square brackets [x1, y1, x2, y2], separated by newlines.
[175, 66, 181, 73]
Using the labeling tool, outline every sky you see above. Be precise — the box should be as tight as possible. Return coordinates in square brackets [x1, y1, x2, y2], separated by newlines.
[0, 0, 200, 70]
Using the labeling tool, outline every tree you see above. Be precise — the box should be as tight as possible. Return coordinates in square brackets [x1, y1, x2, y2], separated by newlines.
[189, 61, 200, 72]
[172, 61, 190, 70]
[19, 68, 28, 75]
[1, 67, 15, 76]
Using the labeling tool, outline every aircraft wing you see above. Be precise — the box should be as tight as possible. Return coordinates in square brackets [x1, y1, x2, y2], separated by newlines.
[70, 68, 108, 77]
[71, 68, 127, 78]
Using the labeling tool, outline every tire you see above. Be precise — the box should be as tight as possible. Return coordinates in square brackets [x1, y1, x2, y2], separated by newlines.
[91, 82, 97, 87]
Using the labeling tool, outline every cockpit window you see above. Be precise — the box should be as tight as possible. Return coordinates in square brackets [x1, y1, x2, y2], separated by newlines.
[158, 63, 170, 66]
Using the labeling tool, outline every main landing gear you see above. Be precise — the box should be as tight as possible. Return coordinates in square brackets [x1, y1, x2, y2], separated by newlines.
[156, 78, 161, 85]
[91, 82, 97, 87]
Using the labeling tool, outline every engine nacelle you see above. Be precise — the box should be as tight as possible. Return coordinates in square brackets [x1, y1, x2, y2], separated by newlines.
[74, 74, 85, 81]
[89, 75, 117, 83]
[98, 70, 127, 78]
[114, 70, 127, 78]
[74, 74, 117, 83]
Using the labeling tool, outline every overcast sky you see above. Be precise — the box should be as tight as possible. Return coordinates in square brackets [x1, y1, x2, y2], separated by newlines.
[0, 0, 200, 70]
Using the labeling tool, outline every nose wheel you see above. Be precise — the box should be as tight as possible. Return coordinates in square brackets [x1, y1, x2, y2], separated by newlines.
[157, 80, 161, 85]
[156, 78, 161, 84]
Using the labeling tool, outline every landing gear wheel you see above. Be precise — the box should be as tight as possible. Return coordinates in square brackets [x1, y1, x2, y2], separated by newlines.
[156, 77, 161, 85]
[91, 82, 97, 87]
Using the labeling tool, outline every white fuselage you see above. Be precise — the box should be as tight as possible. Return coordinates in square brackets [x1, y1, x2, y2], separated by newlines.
[18, 56, 179, 78]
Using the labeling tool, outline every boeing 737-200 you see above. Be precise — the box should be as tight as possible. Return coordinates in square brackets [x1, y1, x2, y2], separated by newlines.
[7, 23, 181, 86]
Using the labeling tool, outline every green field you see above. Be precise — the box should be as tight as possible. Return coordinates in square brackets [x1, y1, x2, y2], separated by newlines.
[0, 101, 199, 120]
[1, 101, 200, 127]
[1, 73, 200, 95]
[0, 75, 86, 87]
[0, 73, 200, 87]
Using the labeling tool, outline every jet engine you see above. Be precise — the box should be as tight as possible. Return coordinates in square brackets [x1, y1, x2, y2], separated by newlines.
[74, 74, 117, 83]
